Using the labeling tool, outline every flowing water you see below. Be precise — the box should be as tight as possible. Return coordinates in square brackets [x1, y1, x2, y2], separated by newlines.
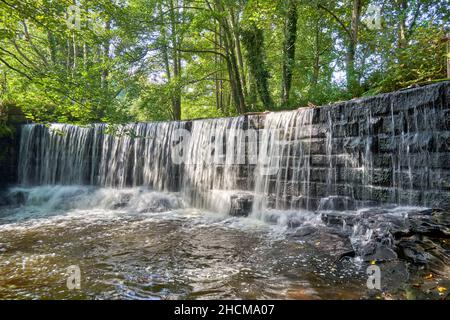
[0, 185, 411, 300]
[1, 105, 449, 299]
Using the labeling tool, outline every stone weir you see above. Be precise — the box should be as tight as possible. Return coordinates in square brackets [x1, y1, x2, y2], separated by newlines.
[15, 81, 450, 214]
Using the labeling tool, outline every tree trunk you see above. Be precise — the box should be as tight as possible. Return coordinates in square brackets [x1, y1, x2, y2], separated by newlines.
[101, 20, 110, 90]
[281, 0, 298, 106]
[229, 8, 248, 99]
[397, 0, 408, 49]
[311, 18, 320, 88]
[47, 31, 57, 65]
[447, 34, 450, 78]
[169, 0, 182, 120]
[242, 26, 273, 109]
[223, 28, 246, 114]
[214, 22, 225, 112]
[346, 0, 361, 96]
[217, 1, 246, 114]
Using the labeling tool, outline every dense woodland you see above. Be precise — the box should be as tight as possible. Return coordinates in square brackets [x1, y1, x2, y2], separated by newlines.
[0, 0, 448, 124]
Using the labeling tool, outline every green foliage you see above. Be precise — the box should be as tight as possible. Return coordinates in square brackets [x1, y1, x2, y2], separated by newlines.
[0, 0, 448, 124]
[0, 101, 15, 138]
[375, 26, 447, 92]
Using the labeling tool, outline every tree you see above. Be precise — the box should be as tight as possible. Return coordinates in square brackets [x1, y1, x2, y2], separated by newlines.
[0, 0, 448, 124]
[281, 0, 298, 107]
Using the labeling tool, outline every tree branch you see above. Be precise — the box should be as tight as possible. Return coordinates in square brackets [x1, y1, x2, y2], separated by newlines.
[0, 57, 33, 80]
[317, 4, 353, 40]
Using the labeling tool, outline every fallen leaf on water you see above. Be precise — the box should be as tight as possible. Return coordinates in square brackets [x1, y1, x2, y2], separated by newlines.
[424, 273, 433, 280]
[437, 286, 447, 293]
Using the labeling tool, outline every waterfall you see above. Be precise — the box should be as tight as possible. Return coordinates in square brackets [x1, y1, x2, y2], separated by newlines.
[181, 116, 255, 212]
[16, 84, 450, 214]
[18, 122, 185, 191]
[251, 109, 314, 217]
[17, 119, 258, 212]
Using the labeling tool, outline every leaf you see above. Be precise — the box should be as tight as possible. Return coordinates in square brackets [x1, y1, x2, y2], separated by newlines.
[437, 286, 447, 293]
[424, 273, 433, 280]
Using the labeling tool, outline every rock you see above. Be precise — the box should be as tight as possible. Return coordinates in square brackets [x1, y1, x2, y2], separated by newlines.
[287, 217, 302, 228]
[321, 211, 357, 226]
[409, 219, 450, 238]
[4, 190, 26, 206]
[401, 247, 427, 265]
[0, 191, 7, 206]
[291, 226, 317, 238]
[337, 250, 356, 261]
[229, 193, 253, 217]
[318, 196, 356, 211]
[113, 202, 128, 209]
[376, 261, 409, 292]
[397, 235, 449, 269]
[361, 242, 398, 262]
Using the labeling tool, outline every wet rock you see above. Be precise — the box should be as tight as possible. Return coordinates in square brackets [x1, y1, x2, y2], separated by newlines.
[400, 246, 428, 265]
[3, 190, 26, 206]
[360, 242, 398, 262]
[321, 211, 356, 226]
[291, 225, 317, 238]
[318, 231, 355, 261]
[409, 208, 434, 216]
[408, 218, 450, 238]
[287, 217, 302, 228]
[397, 235, 449, 269]
[0, 192, 7, 206]
[318, 196, 356, 211]
[291, 227, 354, 261]
[137, 198, 177, 213]
[376, 261, 409, 292]
[111, 194, 132, 210]
[229, 193, 253, 217]
[113, 202, 128, 209]
[337, 250, 356, 261]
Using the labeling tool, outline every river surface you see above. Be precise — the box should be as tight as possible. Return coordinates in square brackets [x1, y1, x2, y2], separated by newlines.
[0, 186, 447, 300]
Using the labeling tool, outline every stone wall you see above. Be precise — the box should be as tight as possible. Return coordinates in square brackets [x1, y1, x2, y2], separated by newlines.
[0, 127, 19, 188]
[229, 81, 450, 210]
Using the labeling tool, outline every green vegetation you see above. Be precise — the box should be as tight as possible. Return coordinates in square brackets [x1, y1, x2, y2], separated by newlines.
[0, 100, 15, 138]
[0, 0, 448, 124]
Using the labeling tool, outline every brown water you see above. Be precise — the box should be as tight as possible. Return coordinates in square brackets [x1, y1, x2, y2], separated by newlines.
[0, 186, 446, 300]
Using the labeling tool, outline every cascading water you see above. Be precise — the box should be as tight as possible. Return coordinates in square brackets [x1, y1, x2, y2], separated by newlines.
[18, 122, 185, 190]
[2, 83, 449, 299]
[16, 85, 449, 216]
